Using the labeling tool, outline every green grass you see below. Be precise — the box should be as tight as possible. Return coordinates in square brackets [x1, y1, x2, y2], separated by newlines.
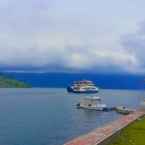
[0, 75, 31, 88]
[109, 116, 145, 145]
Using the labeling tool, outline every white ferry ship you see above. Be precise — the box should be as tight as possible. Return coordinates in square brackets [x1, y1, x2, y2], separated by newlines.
[67, 80, 99, 93]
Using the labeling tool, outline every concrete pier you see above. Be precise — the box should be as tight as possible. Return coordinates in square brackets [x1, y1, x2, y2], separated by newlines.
[64, 110, 145, 145]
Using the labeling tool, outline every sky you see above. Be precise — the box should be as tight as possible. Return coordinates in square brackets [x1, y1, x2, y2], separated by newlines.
[0, 0, 145, 73]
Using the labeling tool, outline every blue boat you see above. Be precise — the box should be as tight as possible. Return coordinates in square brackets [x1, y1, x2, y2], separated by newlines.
[67, 80, 99, 93]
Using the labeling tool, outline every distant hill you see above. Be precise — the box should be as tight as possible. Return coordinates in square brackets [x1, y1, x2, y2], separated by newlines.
[0, 75, 31, 88]
[3, 72, 145, 89]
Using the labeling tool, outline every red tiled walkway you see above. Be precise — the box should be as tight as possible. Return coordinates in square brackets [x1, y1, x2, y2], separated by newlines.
[64, 110, 145, 145]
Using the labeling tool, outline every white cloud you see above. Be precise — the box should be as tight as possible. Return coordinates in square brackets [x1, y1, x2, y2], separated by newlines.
[0, 0, 145, 73]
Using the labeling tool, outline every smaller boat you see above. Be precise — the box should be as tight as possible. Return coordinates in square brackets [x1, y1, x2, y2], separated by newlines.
[76, 96, 107, 111]
[115, 106, 133, 115]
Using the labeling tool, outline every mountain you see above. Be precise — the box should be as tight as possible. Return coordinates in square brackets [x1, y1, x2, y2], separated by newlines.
[3, 72, 145, 89]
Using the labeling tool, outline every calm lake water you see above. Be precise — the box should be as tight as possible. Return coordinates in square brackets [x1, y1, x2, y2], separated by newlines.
[0, 88, 144, 145]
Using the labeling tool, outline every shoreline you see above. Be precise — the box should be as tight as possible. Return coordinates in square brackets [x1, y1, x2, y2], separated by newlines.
[64, 109, 145, 145]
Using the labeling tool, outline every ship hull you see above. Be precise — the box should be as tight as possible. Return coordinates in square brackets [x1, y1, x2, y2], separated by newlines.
[76, 103, 107, 111]
[67, 87, 99, 93]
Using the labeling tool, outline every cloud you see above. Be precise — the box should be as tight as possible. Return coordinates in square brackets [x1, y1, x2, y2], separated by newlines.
[121, 22, 145, 73]
[0, 0, 145, 73]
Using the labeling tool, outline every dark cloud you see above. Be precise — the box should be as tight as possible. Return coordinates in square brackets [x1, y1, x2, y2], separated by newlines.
[121, 21, 145, 72]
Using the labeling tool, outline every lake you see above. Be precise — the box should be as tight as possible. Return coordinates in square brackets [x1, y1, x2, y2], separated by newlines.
[0, 88, 144, 145]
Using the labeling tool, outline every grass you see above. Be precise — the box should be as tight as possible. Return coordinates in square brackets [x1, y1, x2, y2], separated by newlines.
[109, 116, 145, 145]
[0, 75, 31, 88]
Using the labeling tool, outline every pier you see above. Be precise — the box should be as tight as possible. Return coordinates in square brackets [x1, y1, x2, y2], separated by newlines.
[64, 109, 145, 145]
